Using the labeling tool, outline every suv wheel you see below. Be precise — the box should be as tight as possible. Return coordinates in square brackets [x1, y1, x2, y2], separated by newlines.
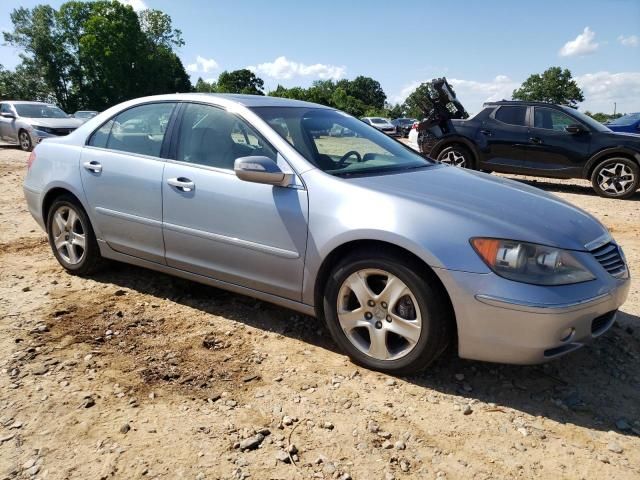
[323, 250, 452, 375]
[46, 196, 103, 275]
[591, 157, 639, 199]
[437, 145, 473, 169]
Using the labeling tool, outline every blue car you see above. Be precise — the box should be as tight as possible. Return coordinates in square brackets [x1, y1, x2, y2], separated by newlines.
[606, 112, 640, 134]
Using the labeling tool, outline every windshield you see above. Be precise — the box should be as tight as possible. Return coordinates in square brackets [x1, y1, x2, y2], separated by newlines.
[608, 113, 640, 126]
[370, 118, 387, 124]
[15, 104, 68, 119]
[75, 111, 97, 118]
[251, 107, 431, 176]
[563, 107, 611, 132]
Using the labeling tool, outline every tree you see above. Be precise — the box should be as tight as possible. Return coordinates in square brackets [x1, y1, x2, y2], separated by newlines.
[0, 64, 53, 101]
[512, 67, 584, 107]
[403, 83, 435, 119]
[584, 111, 623, 124]
[217, 69, 264, 95]
[342, 76, 386, 110]
[386, 103, 404, 119]
[194, 77, 216, 93]
[3, 1, 192, 111]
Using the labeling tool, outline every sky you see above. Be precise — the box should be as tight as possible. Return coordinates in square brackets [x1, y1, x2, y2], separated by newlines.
[1, 0, 639, 113]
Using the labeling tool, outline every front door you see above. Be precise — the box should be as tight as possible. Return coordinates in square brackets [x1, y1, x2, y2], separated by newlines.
[162, 102, 308, 301]
[525, 106, 591, 177]
[79, 102, 177, 263]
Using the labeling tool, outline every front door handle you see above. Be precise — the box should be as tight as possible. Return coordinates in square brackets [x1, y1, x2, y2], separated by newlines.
[480, 129, 492, 136]
[83, 160, 102, 173]
[167, 177, 195, 192]
[529, 137, 543, 145]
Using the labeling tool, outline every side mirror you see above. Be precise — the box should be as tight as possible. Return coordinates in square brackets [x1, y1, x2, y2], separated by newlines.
[565, 124, 583, 134]
[1, 112, 15, 119]
[234, 156, 289, 186]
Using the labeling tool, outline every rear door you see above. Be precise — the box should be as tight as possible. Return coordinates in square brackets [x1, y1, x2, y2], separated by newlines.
[161, 102, 308, 301]
[0, 103, 16, 141]
[479, 105, 531, 172]
[80, 102, 177, 263]
[526, 106, 591, 177]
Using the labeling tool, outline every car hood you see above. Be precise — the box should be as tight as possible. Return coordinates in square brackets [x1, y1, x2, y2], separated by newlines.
[601, 130, 640, 141]
[22, 117, 83, 129]
[349, 165, 608, 251]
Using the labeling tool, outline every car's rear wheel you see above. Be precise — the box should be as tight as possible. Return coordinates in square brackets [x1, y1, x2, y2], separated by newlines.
[46, 196, 103, 275]
[323, 250, 453, 375]
[19, 130, 33, 152]
[437, 145, 473, 169]
[591, 157, 639, 199]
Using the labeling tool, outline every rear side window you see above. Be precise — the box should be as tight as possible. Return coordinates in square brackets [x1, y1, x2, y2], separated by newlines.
[494, 106, 527, 126]
[88, 102, 175, 157]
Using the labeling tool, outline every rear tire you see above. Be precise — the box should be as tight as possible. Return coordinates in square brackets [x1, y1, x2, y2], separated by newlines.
[437, 145, 474, 169]
[590, 157, 639, 199]
[323, 249, 453, 375]
[46, 195, 103, 275]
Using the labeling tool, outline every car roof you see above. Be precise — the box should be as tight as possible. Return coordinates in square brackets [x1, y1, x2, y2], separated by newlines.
[5, 101, 56, 106]
[483, 100, 567, 108]
[144, 93, 334, 109]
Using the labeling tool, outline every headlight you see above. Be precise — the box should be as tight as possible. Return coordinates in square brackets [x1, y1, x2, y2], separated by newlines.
[32, 125, 53, 134]
[471, 238, 595, 285]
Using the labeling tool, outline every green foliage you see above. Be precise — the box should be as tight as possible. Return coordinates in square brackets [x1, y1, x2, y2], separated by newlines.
[386, 103, 405, 119]
[268, 76, 391, 118]
[584, 111, 623, 124]
[403, 83, 435, 119]
[194, 77, 216, 93]
[3, 0, 191, 111]
[512, 67, 584, 107]
[0, 64, 53, 101]
[216, 69, 264, 95]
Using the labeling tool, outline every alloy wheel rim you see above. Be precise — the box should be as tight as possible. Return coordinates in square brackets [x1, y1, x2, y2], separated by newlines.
[20, 132, 30, 150]
[441, 150, 466, 167]
[51, 206, 86, 265]
[597, 162, 635, 195]
[337, 269, 422, 361]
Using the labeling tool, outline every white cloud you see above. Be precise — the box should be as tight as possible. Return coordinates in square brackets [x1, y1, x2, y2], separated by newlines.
[618, 34, 639, 47]
[247, 56, 346, 81]
[186, 55, 219, 74]
[559, 27, 599, 57]
[576, 71, 640, 112]
[117, 0, 148, 11]
[392, 75, 518, 113]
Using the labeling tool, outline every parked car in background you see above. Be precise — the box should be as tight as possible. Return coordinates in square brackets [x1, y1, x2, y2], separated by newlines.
[391, 117, 418, 137]
[0, 101, 82, 151]
[606, 113, 640, 134]
[23, 93, 629, 374]
[73, 110, 99, 123]
[412, 100, 640, 199]
[362, 117, 397, 135]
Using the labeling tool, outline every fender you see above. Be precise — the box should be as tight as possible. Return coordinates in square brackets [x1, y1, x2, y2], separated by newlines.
[429, 135, 481, 167]
[583, 146, 640, 178]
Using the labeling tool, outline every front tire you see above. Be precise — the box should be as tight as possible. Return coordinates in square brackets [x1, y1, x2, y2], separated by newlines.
[19, 130, 33, 152]
[46, 196, 103, 275]
[591, 157, 639, 199]
[436, 145, 474, 169]
[323, 250, 453, 375]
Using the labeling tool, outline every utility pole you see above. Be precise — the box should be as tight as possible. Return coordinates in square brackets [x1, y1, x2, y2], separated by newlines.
[614, 102, 617, 115]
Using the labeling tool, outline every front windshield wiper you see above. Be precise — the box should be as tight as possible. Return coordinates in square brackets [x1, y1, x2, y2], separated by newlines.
[331, 164, 431, 178]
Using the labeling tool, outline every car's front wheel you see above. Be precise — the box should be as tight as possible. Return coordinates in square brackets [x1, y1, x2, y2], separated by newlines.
[19, 130, 33, 152]
[323, 250, 453, 375]
[46, 196, 103, 275]
[437, 145, 473, 169]
[591, 157, 639, 199]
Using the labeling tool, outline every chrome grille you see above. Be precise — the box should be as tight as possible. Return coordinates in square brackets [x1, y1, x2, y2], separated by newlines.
[590, 242, 626, 278]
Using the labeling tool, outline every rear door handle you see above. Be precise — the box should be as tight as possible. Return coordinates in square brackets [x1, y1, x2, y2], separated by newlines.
[83, 160, 102, 173]
[480, 129, 492, 136]
[529, 137, 543, 144]
[167, 177, 195, 192]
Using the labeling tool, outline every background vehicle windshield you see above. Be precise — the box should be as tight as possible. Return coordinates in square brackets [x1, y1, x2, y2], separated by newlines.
[370, 118, 387, 124]
[252, 107, 431, 176]
[607, 113, 640, 126]
[15, 104, 68, 119]
[561, 106, 610, 132]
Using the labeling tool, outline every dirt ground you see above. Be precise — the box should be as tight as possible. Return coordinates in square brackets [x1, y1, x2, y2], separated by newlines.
[0, 146, 639, 480]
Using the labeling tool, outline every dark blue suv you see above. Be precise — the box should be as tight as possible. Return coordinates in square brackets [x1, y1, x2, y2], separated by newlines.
[417, 101, 640, 199]
[606, 113, 640, 134]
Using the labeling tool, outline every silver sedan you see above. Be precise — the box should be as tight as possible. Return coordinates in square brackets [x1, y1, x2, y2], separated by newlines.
[0, 101, 82, 151]
[23, 94, 630, 374]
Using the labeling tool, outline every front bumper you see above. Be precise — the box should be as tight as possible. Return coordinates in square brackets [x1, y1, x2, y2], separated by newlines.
[436, 264, 631, 364]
